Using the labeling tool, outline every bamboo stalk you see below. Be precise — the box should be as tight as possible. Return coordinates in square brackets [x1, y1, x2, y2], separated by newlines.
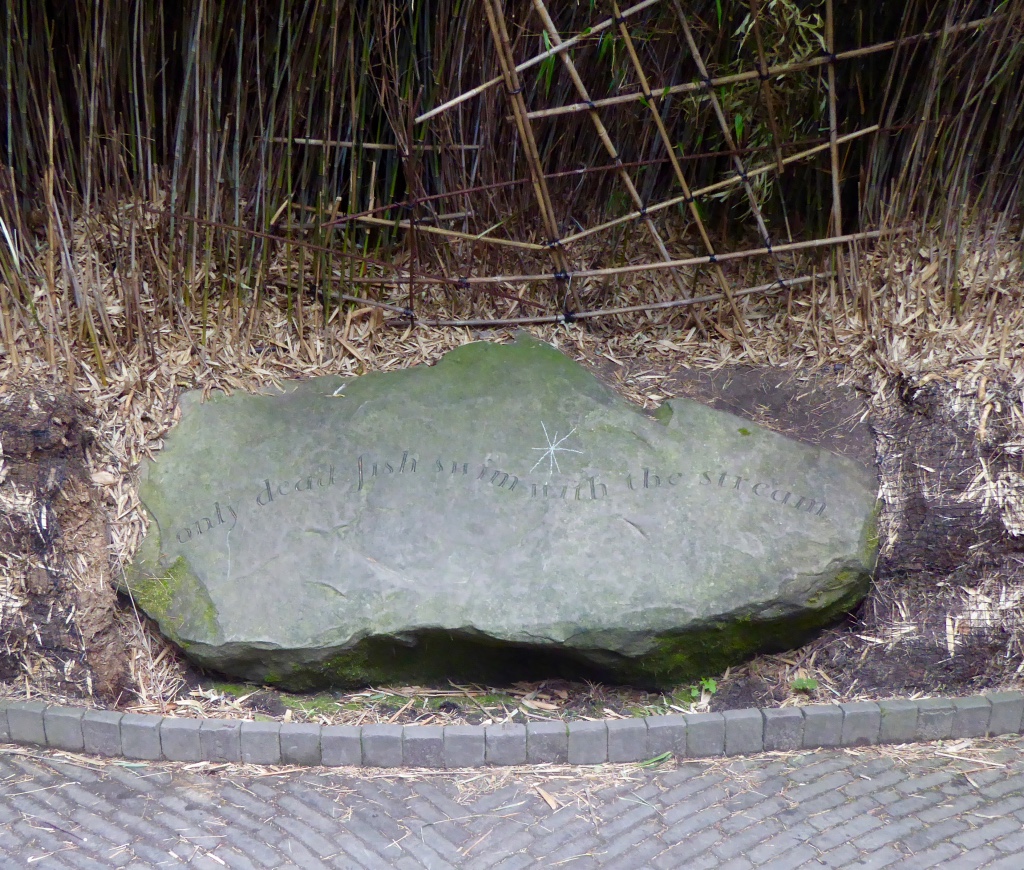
[825, 0, 843, 237]
[414, 0, 663, 124]
[531, 0, 712, 325]
[606, 0, 740, 333]
[267, 137, 480, 151]
[558, 127, 879, 247]
[326, 129, 884, 230]
[524, 14, 1003, 121]
[670, 0, 779, 272]
[424, 229, 892, 287]
[481, 0, 573, 307]
[747, 0, 786, 179]
[353, 215, 547, 250]
[417, 273, 831, 328]
[158, 123, 878, 287]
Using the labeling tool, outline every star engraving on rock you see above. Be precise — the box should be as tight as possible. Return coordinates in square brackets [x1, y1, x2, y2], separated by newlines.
[530, 422, 583, 475]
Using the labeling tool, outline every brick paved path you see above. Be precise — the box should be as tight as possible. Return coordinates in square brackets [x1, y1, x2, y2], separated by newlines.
[3, 739, 1024, 868]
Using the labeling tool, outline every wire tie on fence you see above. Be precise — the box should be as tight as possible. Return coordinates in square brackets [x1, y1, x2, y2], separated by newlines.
[402, 308, 416, 321]
[683, 192, 695, 205]
[553, 271, 571, 282]
[708, 254, 718, 264]
[613, 14, 627, 25]
[544, 238, 563, 249]
[823, 51, 838, 64]
[636, 206, 649, 220]
[558, 309, 577, 324]
[458, 277, 471, 290]
[587, 100, 597, 110]
[701, 74, 714, 90]
[506, 85, 524, 96]
[757, 65, 770, 82]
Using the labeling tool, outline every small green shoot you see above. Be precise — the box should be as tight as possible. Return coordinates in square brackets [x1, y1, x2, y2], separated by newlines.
[683, 677, 719, 703]
[790, 677, 819, 694]
[637, 751, 673, 769]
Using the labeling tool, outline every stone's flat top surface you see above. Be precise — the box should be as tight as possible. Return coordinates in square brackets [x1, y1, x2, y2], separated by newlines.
[129, 335, 878, 686]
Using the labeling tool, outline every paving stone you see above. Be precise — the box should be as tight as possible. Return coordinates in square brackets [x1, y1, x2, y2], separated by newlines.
[320, 724, 359, 767]
[878, 699, 919, 744]
[802, 704, 843, 748]
[951, 696, 991, 739]
[200, 718, 242, 762]
[684, 712, 725, 757]
[280, 723, 322, 766]
[841, 701, 880, 747]
[444, 725, 485, 769]
[403, 725, 444, 768]
[120, 713, 163, 760]
[607, 718, 648, 762]
[724, 708, 763, 755]
[82, 709, 123, 757]
[915, 698, 955, 741]
[8, 709, 1024, 870]
[362, 723, 404, 767]
[985, 692, 1024, 735]
[567, 720, 608, 764]
[160, 717, 203, 762]
[43, 707, 85, 752]
[525, 721, 568, 764]
[0, 704, 8, 742]
[240, 720, 282, 765]
[646, 714, 686, 758]
[6, 701, 47, 746]
[485, 723, 527, 766]
[763, 707, 803, 751]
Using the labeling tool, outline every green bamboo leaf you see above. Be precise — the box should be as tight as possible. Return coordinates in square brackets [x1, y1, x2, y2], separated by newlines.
[637, 751, 673, 769]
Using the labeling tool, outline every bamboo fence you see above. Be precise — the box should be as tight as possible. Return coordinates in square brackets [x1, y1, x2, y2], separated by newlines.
[305, 1, 996, 330]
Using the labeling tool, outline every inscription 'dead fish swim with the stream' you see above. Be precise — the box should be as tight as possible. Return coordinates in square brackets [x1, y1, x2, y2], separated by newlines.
[128, 334, 879, 690]
[174, 445, 831, 547]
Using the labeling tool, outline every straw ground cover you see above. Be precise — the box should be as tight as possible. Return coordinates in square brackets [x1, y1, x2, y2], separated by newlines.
[0, 208, 1022, 728]
[1, 0, 1023, 728]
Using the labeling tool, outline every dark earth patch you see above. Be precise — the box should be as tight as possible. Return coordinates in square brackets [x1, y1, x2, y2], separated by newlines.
[0, 381, 129, 700]
[2, 362, 1022, 714]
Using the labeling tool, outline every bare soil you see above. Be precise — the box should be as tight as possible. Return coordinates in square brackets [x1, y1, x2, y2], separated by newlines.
[2, 352, 1022, 723]
[0, 381, 130, 700]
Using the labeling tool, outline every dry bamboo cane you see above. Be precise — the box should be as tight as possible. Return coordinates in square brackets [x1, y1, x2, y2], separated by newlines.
[606, 0, 743, 334]
[358, 122, 875, 256]
[352, 215, 547, 251]
[481, 0, 575, 310]
[426, 229, 890, 286]
[268, 137, 481, 151]
[747, 0, 787, 184]
[417, 273, 830, 328]
[558, 126, 879, 246]
[415, 0, 663, 124]
[0, 282, 18, 369]
[531, 0, 715, 328]
[670, 0, 783, 282]
[525, 14, 1002, 121]
[824, 0, 846, 305]
[825, 0, 843, 237]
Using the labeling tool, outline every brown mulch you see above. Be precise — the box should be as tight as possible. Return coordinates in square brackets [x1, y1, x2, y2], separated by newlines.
[1, 214, 1023, 728]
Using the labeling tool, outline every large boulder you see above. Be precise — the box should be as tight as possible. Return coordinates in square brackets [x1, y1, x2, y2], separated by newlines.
[127, 335, 879, 689]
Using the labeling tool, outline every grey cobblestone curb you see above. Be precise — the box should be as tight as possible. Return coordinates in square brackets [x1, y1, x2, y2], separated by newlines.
[2, 691, 1022, 768]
